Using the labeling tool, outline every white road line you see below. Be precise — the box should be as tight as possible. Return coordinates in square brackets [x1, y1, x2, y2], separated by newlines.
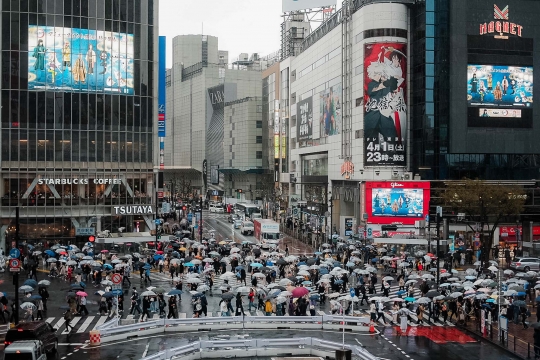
[46, 317, 55, 324]
[76, 316, 95, 333]
[53, 318, 66, 332]
[62, 317, 81, 334]
[92, 316, 108, 330]
[142, 343, 150, 358]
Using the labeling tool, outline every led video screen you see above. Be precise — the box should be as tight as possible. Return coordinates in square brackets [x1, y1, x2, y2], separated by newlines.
[28, 25, 134, 94]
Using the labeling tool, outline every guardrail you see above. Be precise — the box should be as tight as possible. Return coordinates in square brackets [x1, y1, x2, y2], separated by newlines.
[138, 337, 379, 360]
[94, 317, 119, 330]
[96, 315, 371, 343]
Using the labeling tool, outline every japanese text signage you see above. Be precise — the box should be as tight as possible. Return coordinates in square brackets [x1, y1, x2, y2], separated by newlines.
[363, 43, 407, 167]
[296, 96, 313, 142]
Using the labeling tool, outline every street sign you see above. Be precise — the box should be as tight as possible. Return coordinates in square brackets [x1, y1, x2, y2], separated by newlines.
[350, 288, 355, 298]
[75, 227, 95, 236]
[293, 208, 299, 218]
[157, 191, 164, 199]
[367, 227, 373, 239]
[9, 248, 20, 259]
[9, 258, 21, 272]
[111, 273, 122, 285]
[111, 284, 122, 291]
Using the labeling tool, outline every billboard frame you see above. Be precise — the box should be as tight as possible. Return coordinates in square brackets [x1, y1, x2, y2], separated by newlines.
[282, 0, 336, 12]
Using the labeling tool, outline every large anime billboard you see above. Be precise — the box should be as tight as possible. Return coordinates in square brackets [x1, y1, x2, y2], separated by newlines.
[28, 26, 134, 94]
[364, 43, 407, 167]
[365, 181, 430, 225]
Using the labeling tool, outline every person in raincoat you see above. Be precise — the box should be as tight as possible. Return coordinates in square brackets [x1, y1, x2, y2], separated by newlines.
[398, 303, 413, 332]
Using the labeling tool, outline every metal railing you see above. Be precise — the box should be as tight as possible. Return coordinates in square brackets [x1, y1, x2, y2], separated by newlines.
[97, 315, 371, 343]
[139, 336, 378, 360]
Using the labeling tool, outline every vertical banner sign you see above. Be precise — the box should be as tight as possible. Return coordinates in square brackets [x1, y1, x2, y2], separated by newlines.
[202, 160, 208, 189]
[363, 43, 407, 167]
[158, 36, 166, 170]
[296, 96, 313, 144]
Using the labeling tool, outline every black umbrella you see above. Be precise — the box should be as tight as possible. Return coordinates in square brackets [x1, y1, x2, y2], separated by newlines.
[426, 290, 440, 298]
[276, 259, 287, 266]
[306, 258, 317, 265]
[272, 285, 287, 291]
[74, 268, 82, 274]
[220, 293, 234, 300]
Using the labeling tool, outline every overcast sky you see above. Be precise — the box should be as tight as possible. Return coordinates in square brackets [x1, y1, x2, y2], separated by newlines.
[159, 0, 284, 68]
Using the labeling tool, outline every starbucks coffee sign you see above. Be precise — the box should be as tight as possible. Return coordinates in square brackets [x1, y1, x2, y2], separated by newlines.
[113, 205, 154, 215]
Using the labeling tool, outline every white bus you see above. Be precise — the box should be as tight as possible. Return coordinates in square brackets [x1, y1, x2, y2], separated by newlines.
[235, 203, 262, 219]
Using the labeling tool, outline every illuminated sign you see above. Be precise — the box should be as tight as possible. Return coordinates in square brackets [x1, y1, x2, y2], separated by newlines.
[340, 160, 354, 179]
[365, 181, 431, 225]
[113, 205, 154, 215]
[479, 5, 523, 38]
[37, 178, 121, 185]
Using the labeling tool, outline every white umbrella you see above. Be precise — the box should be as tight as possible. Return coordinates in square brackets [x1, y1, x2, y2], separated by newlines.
[450, 292, 463, 298]
[191, 259, 202, 265]
[422, 274, 435, 279]
[417, 297, 432, 304]
[66, 260, 77, 266]
[140, 291, 156, 297]
[253, 273, 266, 278]
[20, 302, 36, 310]
[197, 285, 211, 292]
[297, 270, 310, 276]
[46, 258, 57, 263]
[383, 276, 394, 281]
[488, 266, 498, 272]
[279, 279, 293, 286]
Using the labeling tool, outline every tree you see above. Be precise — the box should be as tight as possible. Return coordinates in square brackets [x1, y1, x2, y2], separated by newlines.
[169, 175, 193, 200]
[440, 179, 526, 264]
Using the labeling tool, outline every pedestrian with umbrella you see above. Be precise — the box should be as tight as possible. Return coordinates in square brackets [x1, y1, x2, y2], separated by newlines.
[78, 292, 89, 316]
[167, 295, 178, 319]
[235, 293, 245, 316]
[141, 296, 151, 322]
[63, 308, 74, 334]
[38, 286, 49, 311]
[130, 288, 142, 315]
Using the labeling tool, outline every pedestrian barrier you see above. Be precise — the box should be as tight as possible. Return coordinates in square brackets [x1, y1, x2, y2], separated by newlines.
[97, 315, 371, 344]
[89, 330, 101, 346]
[138, 337, 379, 360]
[94, 317, 119, 330]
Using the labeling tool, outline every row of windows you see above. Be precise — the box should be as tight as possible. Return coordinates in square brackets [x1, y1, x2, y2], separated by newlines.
[297, 46, 341, 79]
[0, 91, 153, 130]
[3, 0, 154, 25]
[355, 28, 408, 43]
[1, 130, 152, 163]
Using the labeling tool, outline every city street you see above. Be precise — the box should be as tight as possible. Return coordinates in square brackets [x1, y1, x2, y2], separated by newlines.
[0, 211, 523, 360]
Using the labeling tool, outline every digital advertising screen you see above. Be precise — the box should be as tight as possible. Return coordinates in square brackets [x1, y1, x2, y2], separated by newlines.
[467, 65, 533, 108]
[363, 42, 407, 167]
[467, 64, 533, 127]
[28, 25, 134, 94]
[365, 181, 430, 225]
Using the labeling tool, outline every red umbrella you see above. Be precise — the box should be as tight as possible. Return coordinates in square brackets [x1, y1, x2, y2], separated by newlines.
[76, 291, 88, 297]
[156, 251, 164, 255]
[292, 287, 310, 298]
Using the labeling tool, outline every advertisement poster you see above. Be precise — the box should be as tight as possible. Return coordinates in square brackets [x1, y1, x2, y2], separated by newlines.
[319, 84, 341, 137]
[467, 65, 533, 108]
[365, 181, 430, 225]
[345, 218, 353, 236]
[28, 25, 134, 94]
[297, 96, 313, 142]
[363, 43, 407, 167]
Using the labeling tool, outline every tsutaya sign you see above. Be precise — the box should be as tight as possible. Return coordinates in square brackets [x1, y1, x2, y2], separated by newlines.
[38, 178, 122, 185]
[113, 205, 154, 215]
[479, 5, 523, 37]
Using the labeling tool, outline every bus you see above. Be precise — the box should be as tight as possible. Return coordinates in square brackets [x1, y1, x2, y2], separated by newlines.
[235, 203, 262, 219]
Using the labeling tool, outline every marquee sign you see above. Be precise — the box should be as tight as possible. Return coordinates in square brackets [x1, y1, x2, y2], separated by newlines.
[113, 205, 154, 215]
[480, 4, 523, 38]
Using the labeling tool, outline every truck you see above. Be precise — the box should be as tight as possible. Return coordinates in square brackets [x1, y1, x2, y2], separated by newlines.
[253, 219, 281, 243]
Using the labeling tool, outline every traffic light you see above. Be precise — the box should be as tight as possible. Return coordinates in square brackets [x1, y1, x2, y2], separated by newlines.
[88, 236, 95, 242]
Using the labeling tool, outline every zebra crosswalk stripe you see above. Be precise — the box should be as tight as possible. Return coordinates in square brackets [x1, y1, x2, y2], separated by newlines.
[62, 316, 81, 334]
[76, 316, 95, 333]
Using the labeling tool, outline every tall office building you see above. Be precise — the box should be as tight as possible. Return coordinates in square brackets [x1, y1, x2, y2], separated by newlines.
[0, 0, 159, 250]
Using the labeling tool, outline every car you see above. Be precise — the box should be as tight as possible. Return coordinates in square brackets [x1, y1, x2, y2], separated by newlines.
[215, 205, 224, 213]
[228, 213, 240, 223]
[3, 340, 47, 360]
[233, 219, 242, 229]
[209, 204, 216, 212]
[241, 221, 254, 235]
[510, 257, 540, 272]
[4, 321, 58, 356]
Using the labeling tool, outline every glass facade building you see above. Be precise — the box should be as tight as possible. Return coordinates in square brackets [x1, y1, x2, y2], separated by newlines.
[0, 0, 157, 249]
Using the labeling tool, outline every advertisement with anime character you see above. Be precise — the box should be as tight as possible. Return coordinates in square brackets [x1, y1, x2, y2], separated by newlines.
[28, 25, 134, 94]
[363, 42, 407, 167]
[319, 84, 341, 137]
[467, 64, 533, 108]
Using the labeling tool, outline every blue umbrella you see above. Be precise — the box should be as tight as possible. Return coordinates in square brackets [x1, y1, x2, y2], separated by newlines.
[334, 280, 344, 285]
[153, 255, 164, 261]
[396, 290, 407, 296]
[371, 258, 379, 263]
[302, 281, 312, 285]
[535, 296, 540, 303]
[346, 262, 355, 267]
[167, 289, 183, 295]
[103, 289, 123, 298]
[79, 281, 86, 288]
[404, 297, 416, 302]
[314, 252, 323, 255]
[486, 299, 496, 303]
[27, 244, 35, 250]
[29, 295, 42, 300]
[250, 263, 263, 268]
[319, 268, 329, 275]
[235, 266, 245, 271]
[24, 279, 38, 288]
[516, 292, 527, 297]
[184, 262, 194, 267]
[297, 262, 307, 266]
[103, 264, 113, 270]
[309, 294, 320, 300]
[44, 250, 55, 256]
[266, 261, 273, 266]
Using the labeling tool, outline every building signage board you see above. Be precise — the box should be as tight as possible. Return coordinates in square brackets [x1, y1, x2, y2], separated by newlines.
[76, 227, 95, 236]
[113, 205, 154, 215]
[282, 0, 336, 12]
[38, 178, 122, 185]
[296, 96, 313, 142]
[363, 42, 407, 167]
[479, 5, 523, 38]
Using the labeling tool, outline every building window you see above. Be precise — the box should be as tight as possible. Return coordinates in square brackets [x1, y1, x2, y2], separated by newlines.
[256, 105, 263, 113]
[256, 121, 262, 128]
[256, 136, 262, 144]
[256, 151, 262, 159]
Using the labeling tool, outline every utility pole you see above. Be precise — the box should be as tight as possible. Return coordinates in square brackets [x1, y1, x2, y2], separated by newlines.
[199, 196, 203, 241]
[436, 206, 442, 285]
[14, 207, 20, 324]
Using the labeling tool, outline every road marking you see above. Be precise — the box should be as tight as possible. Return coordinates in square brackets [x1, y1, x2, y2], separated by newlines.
[93, 316, 108, 330]
[62, 317, 81, 334]
[76, 316, 95, 333]
[53, 318, 66, 332]
[142, 343, 150, 358]
[46, 317, 55, 324]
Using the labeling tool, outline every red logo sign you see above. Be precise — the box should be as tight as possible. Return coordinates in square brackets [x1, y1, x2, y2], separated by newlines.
[157, 191, 164, 199]
[340, 160, 354, 179]
[480, 4, 523, 37]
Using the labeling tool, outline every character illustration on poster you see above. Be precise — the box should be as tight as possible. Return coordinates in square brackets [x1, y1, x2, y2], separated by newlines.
[467, 65, 533, 107]
[372, 188, 423, 217]
[363, 43, 407, 166]
[28, 25, 134, 93]
[319, 85, 341, 137]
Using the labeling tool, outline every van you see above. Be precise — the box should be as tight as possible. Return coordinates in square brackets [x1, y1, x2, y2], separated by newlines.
[4, 321, 58, 356]
[3, 340, 47, 360]
[251, 213, 262, 220]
